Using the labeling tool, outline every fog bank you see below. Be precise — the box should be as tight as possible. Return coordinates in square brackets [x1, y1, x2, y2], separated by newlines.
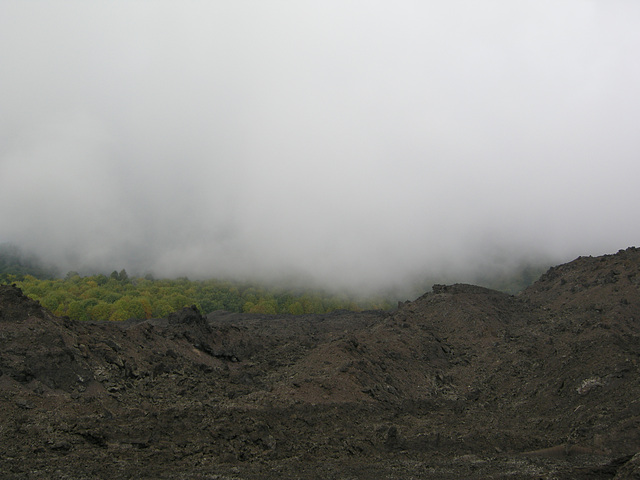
[1, 1, 639, 292]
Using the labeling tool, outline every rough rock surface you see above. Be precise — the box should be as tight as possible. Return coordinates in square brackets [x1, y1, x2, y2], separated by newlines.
[1, 247, 639, 479]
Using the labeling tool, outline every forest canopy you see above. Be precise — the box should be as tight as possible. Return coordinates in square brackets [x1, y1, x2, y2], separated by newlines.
[7, 271, 393, 321]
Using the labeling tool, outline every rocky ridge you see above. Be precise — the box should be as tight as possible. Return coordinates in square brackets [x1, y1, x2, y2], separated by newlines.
[0, 247, 639, 478]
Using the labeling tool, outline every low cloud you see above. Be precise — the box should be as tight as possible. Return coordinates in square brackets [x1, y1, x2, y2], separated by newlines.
[1, 1, 639, 293]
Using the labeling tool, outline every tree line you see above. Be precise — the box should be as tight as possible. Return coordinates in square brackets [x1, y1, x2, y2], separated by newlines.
[7, 270, 394, 322]
[1, 243, 547, 322]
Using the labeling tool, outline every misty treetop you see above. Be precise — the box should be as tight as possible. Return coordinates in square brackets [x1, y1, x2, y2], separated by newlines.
[0, 243, 59, 280]
[10, 271, 393, 322]
[1, 243, 547, 320]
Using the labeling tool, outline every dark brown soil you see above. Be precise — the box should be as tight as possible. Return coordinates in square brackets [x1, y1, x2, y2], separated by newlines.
[1, 247, 639, 479]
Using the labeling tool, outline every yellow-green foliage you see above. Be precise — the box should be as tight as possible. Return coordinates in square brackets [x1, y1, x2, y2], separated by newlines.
[14, 272, 394, 321]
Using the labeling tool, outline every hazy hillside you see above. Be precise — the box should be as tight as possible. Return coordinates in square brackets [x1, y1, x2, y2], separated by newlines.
[0, 243, 59, 281]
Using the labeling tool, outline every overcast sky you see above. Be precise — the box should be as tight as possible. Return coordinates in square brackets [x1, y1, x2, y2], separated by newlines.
[1, 1, 639, 292]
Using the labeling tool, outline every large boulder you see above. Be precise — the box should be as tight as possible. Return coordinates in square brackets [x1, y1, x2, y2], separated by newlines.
[167, 305, 207, 326]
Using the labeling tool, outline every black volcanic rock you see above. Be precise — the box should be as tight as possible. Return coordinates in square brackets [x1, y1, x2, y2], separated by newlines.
[0, 283, 48, 322]
[167, 304, 207, 326]
[1, 249, 639, 479]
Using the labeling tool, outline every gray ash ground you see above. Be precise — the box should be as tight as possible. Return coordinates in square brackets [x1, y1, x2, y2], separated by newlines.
[1, 247, 640, 479]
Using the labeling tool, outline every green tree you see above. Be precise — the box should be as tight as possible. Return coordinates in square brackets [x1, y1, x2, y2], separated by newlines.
[109, 296, 145, 321]
[41, 290, 71, 314]
[90, 302, 113, 321]
[152, 300, 174, 318]
[64, 271, 81, 281]
[288, 301, 304, 315]
[119, 269, 129, 283]
[67, 300, 90, 321]
[250, 299, 277, 314]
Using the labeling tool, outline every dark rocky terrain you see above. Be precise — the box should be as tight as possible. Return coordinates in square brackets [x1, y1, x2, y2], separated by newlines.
[1, 247, 639, 479]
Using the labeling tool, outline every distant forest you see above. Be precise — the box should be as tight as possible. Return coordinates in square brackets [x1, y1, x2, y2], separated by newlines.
[0, 244, 392, 320]
[0, 243, 547, 321]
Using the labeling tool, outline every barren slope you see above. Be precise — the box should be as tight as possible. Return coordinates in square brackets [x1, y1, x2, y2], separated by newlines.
[1, 247, 639, 479]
